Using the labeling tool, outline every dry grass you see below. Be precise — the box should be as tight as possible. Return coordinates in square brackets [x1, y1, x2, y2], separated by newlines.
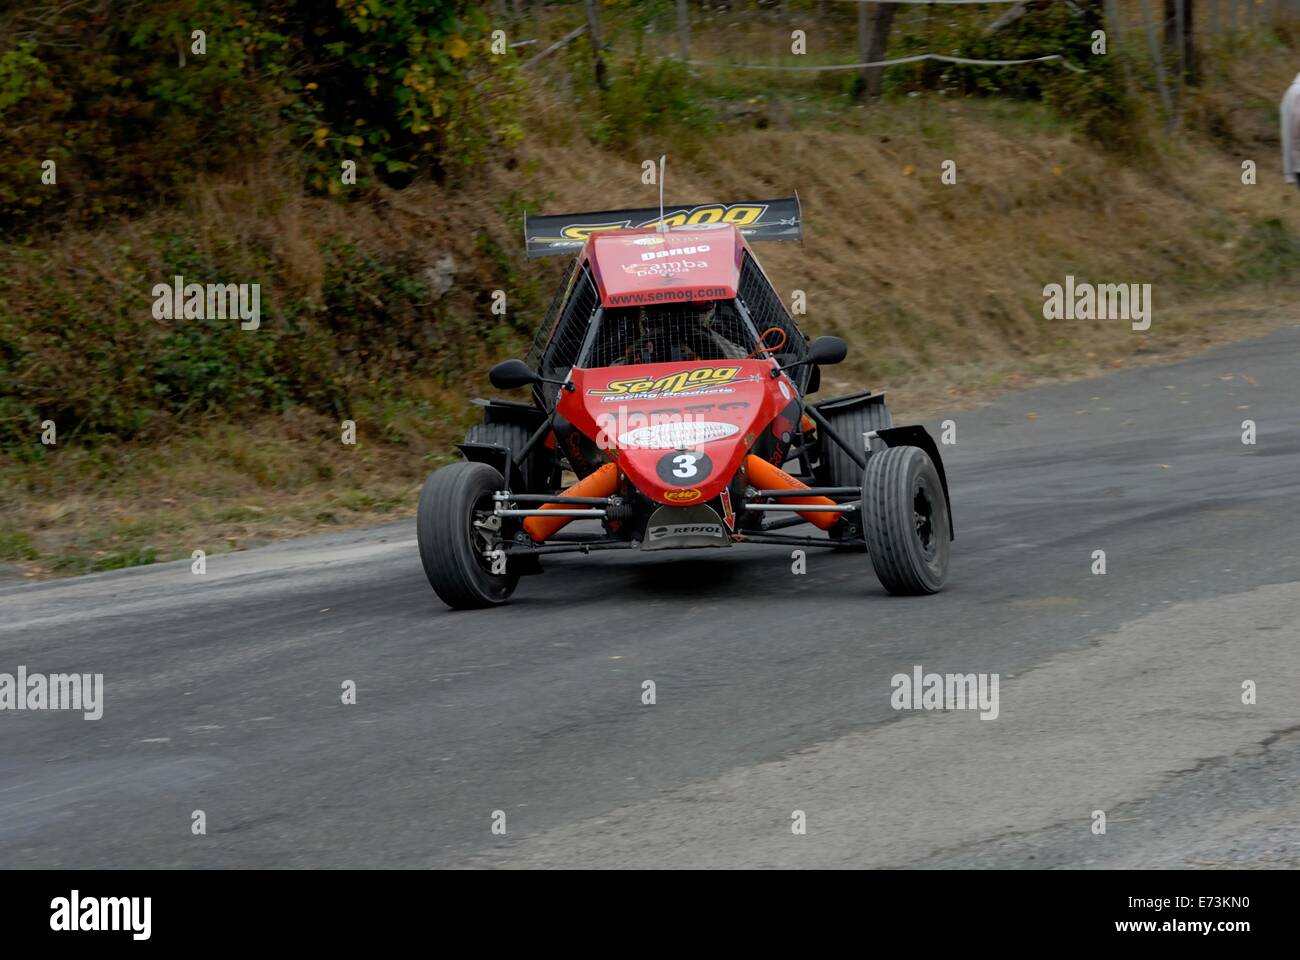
[1, 408, 452, 577]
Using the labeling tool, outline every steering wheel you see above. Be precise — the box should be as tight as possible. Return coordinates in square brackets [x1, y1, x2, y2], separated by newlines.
[747, 326, 788, 359]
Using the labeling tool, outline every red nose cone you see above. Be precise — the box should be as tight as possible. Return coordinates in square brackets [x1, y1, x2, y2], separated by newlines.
[560, 360, 793, 505]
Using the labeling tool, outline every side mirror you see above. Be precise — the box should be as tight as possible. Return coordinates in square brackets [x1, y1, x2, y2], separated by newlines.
[489, 358, 539, 390]
[808, 336, 848, 366]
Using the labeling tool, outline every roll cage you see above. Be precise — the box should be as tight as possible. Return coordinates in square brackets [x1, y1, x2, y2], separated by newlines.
[524, 251, 813, 410]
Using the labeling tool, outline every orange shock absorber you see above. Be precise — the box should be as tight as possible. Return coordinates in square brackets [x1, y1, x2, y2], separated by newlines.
[522, 462, 621, 542]
[743, 455, 841, 531]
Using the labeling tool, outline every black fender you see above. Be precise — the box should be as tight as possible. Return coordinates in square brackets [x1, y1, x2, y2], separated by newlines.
[457, 441, 512, 486]
[470, 397, 547, 431]
[874, 424, 954, 539]
[811, 389, 887, 415]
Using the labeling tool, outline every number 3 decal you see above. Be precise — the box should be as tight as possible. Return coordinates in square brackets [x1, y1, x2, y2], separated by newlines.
[672, 453, 699, 478]
[657, 450, 713, 486]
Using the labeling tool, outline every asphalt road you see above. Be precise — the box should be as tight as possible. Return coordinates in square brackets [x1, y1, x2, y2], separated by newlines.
[3, 327, 1299, 869]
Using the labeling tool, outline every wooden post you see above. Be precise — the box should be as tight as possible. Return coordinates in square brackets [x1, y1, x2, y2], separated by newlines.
[584, 0, 608, 90]
[859, 3, 898, 100]
[677, 0, 691, 61]
[857, 1, 870, 100]
[1105, 0, 1135, 87]
[1105, 0, 1127, 47]
[1175, 0, 1185, 83]
[1138, 0, 1175, 124]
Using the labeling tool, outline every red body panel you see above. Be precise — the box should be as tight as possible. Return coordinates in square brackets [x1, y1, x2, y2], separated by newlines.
[558, 360, 799, 506]
[586, 225, 743, 307]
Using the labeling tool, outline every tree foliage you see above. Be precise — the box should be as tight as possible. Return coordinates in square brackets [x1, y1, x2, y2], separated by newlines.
[0, 0, 520, 235]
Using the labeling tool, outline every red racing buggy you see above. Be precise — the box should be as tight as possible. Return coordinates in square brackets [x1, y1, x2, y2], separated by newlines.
[417, 197, 953, 608]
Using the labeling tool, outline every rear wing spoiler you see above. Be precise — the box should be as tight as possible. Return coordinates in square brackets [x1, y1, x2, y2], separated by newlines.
[523, 195, 802, 258]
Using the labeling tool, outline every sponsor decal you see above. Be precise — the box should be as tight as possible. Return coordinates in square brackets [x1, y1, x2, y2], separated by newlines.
[664, 488, 702, 503]
[556, 205, 768, 244]
[621, 259, 707, 278]
[618, 420, 740, 449]
[596, 407, 744, 450]
[563, 430, 589, 473]
[649, 522, 726, 540]
[523, 198, 799, 257]
[644, 204, 765, 230]
[589, 365, 745, 400]
[605, 287, 729, 306]
[720, 487, 735, 531]
[640, 244, 710, 262]
[646, 401, 749, 417]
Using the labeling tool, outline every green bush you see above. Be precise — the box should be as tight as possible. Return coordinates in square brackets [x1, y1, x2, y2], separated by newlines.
[0, 1, 521, 236]
[286, 0, 522, 192]
[0, 236, 420, 448]
[0, 528, 39, 561]
[578, 44, 709, 152]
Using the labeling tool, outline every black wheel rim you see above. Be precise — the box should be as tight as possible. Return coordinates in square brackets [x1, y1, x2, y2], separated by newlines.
[913, 481, 937, 562]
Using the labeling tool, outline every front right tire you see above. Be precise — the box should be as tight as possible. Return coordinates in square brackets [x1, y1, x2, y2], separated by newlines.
[417, 461, 518, 609]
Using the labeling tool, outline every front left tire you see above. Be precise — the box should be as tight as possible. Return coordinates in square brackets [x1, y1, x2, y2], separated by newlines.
[861, 444, 950, 595]
[417, 461, 518, 609]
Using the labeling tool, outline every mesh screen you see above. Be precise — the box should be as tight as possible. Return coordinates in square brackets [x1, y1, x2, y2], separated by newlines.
[587, 300, 760, 368]
[530, 263, 599, 404]
[736, 251, 810, 382]
[525, 257, 577, 373]
[523, 252, 811, 402]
